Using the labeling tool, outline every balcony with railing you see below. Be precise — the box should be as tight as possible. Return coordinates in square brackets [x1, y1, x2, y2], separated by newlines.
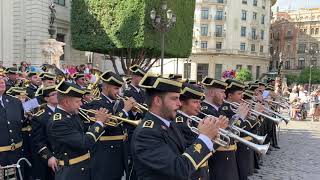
[191, 48, 270, 58]
[214, 32, 226, 38]
[214, 15, 226, 21]
[197, 0, 227, 5]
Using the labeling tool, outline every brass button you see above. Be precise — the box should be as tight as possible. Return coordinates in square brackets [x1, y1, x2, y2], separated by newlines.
[7, 121, 10, 125]
[11, 139, 14, 142]
[226, 157, 229, 160]
[64, 153, 67, 155]
[9, 130, 12, 133]
[81, 168, 85, 171]
[110, 146, 114, 148]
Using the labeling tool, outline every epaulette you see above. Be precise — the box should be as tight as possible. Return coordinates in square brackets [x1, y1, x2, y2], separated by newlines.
[53, 113, 62, 121]
[35, 109, 45, 117]
[221, 105, 229, 111]
[142, 120, 154, 128]
[175, 116, 184, 123]
[201, 106, 208, 110]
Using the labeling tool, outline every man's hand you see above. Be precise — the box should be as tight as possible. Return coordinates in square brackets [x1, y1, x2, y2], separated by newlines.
[216, 115, 229, 129]
[48, 156, 58, 172]
[198, 116, 220, 140]
[236, 103, 250, 120]
[254, 102, 264, 113]
[95, 108, 111, 124]
[123, 97, 137, 112]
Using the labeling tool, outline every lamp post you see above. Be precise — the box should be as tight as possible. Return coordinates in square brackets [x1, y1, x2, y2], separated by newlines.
[150, 1, 176, 76]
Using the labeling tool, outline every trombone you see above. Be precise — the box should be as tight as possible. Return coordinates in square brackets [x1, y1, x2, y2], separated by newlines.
[199, 111, 267, 145]
[242, 99, 290, 124]
[178, 110, 270, 155]
[116, 95, 149, 113]
[177, 110, 230, 148]
[78, 108, 141, 126]
[223, 100, 282, 124]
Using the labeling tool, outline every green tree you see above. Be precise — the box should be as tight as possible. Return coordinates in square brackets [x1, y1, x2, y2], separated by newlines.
[71, 0, 196, 74]
[298, 67, 320, 84]
[236, 68, 253, 82]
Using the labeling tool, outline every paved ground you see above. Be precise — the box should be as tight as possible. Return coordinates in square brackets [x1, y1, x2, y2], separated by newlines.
[249, 120, 320, 180]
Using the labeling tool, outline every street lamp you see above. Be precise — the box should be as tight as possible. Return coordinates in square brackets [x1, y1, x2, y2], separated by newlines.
[150, 1, 177, 76]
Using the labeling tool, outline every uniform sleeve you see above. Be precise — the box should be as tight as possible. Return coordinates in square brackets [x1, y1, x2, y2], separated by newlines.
[132, 128, 212, 179]
[47, 120, 105, 151]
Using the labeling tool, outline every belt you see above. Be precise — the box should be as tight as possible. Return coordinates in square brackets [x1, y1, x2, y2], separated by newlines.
[58, 153, 90, 166]
[216, 144, 237, 151]
[21, 125, 32, 132]
[243, 136, 253, 141]
[99, 134, 127, 141]
[0, 141, 23, 152]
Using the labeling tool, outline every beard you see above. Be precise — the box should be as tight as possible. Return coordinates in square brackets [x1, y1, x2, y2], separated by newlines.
[161, 105, 177, 121]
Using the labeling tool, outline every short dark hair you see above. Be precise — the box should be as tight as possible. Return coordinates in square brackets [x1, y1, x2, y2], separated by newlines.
[145, 90, 167, 108]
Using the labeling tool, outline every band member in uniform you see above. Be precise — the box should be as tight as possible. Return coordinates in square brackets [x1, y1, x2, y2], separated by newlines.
[47, 80, 110, 180]
[26, 72, 41, 98]
[168, 74, 183, 82]
[5, 67, 19, 90]
[201, 77, 248, 180]
[39, 72, 56, 87]
[73, 73, 87, 89]
[82, 89, 93, 105]
[131, 74, 228, 180]
[83, 71, 136, 180]
[31, 85, 58, 180]
[0, 72, 25, 179]
[175, 82, 211, 180]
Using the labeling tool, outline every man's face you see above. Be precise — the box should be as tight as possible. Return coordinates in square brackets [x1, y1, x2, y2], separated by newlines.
[29, 75, 41, 86]
[103, 83, 121, 99]
[132, 75, 143, 86]
[211, 88, 226, 106]
[43, 79, 55, 87]
[0, 77, 6, 94]
[76, 77, 86, 87]
[259, 85, 266, 92]
[181, 99, 201, 116]
[45, 91, 58, 105]
[159, 92, 181, 120]
[228, 91, 244, 103]
[66, 97, 82, 114]
[8, 74, 17, 81]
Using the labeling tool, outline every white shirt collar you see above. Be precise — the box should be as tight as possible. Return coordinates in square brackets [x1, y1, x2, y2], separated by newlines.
[204, 100, 219, 111]
[130, 84, 140, 92]
[150, 112, 170, 127]
[47, 104, 56, 112]
[102, 92, 113, 103]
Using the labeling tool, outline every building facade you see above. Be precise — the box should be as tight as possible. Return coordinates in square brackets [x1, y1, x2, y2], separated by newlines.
[0, 0, 86, 67]
[270, 8, 320, 74]
[183, 0, 276, 81]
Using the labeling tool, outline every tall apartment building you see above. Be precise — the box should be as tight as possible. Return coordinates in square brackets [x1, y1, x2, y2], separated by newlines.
[184, 0, 276, 81]
[270, 8, 320, 74]
[0, 0, 86, 67]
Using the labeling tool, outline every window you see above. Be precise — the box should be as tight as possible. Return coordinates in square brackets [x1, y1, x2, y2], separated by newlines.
[260, 30, 264, 40]
[251, 44, 256, 52]
[184, 63, 191, 79]
[200, 24, 208, 36]
[216, 10, 223, 20]
[236, 65, 242, 70]
[197, 64, 209, 81]
[261, 15, 265, 24]
[242, 10, 247, 21]
[256, 66, 260, 79]
[260, 45, 264, 53]
[253, 12, 257, 20]
[217, 0, 224, 3]
[311, 28, 315, 35]
[241, 26, 246, 37]
[215, 25, 223, 37]
[285, 61, 290, 69]
[54, 0, 65, 6]
[216, 42, 222, 50]
[215, 64, 223, 79]
[298, 57, 305, 69]
[240, 43, 246, 51]
[56, 33, 65, 61]
[298, 44, 306, 53]
[253, 0, 258, 6]
[201, 41, 208, 49]
[287, 30, 292, 36]
[311, 57, 317, 66]
[252, 28, 257, 39]
[316, 28, 319, 34]
[242, 0, 247, 4]
[247, 65, 252, 72]
[201, 8, 209, 19]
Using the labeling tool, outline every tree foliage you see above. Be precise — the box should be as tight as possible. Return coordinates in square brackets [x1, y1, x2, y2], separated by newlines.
[71, 0, 196, 74]
[236, 68, 253, 82]
[285, 67, 320, 85]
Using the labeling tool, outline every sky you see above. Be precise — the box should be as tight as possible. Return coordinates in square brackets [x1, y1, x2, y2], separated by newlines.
[272, 0, 320, 11]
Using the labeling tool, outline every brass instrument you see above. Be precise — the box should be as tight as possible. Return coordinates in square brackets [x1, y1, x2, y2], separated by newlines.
[0, 158, 31, 180]
[87, 68, 102, 99]
[116, 95, 149, 113]
[78, 108, 141, 126]
[223, 100, 282, 124]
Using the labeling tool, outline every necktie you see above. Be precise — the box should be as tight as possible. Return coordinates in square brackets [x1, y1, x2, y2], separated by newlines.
[0, 99, 5, 114]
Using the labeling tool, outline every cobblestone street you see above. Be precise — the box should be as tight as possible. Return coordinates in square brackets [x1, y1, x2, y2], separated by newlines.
[249, 120, 320, 180]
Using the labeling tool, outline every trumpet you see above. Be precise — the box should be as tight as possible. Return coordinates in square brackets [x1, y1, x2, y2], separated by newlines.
[116, 95, 149, 113]
[242, 99, 290, 124]
[177, 110, 230, 147]
[78, 108, 141, 126]
[223, 100, 282, 124]
[178, 110, 270, 155]
[199, 111, 267, 145]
